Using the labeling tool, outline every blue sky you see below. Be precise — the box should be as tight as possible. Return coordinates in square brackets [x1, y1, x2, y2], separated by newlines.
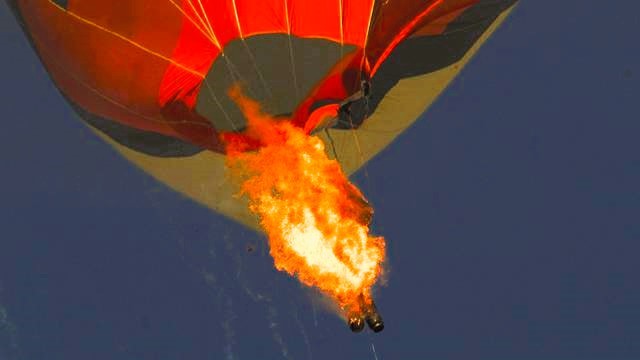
[1, 1, 639, 359]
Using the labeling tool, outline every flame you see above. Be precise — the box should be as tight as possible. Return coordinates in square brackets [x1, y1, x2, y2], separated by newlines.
[223, 86, 386, 314]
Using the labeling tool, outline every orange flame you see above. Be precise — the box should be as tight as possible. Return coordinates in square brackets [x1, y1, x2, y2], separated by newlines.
[223, 86, 385, 314]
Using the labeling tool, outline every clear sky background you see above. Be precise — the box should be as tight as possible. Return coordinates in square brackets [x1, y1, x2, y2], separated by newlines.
[1, 1, 639, 359]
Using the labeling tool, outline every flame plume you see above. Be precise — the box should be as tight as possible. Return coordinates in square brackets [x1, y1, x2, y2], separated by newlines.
[223, 86, 386, 314]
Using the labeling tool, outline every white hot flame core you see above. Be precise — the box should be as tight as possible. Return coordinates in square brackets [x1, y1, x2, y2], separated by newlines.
[280, 208, 379, 292]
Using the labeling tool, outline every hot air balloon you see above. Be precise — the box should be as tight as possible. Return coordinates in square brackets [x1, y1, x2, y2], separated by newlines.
[6, 0, 519, 230]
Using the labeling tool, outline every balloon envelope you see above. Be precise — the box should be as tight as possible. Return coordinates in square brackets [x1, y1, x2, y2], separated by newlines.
[7, 0, 518, 229]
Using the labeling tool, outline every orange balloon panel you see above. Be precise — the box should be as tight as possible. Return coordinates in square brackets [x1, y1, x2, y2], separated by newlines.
[10, 0, 517, 154]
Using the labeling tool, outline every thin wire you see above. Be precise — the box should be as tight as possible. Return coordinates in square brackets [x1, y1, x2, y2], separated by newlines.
[178, 0, 260, 130]
[349, 0, 378, 197]
[165, 0, 247, 132]
[57, 6, 204, 77]
[166, 0, 219, 45]
[184, 0, 221, 48]
[346, 105, 374, 199]
[371, 343, 380, 360]
[339, 0, 344, 60]
[231, 0, 275, 103]
[360, 0, 377, 75]
[283, 0, 301, 100]
[324, 129, 340, 163]
[204, 80, 239, 132]
[194, 0, 217, 42]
